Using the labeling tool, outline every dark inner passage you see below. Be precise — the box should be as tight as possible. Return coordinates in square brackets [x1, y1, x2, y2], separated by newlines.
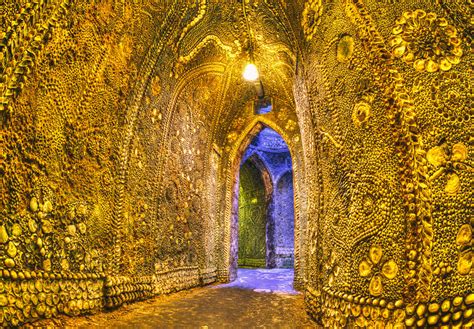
[237, 127, 294, 269]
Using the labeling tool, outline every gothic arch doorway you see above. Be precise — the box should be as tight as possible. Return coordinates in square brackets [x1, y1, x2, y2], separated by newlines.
[228, 124, 296, 280]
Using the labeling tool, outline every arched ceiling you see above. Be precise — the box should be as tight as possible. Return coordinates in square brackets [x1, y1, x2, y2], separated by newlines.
[164, 0, 302, 148]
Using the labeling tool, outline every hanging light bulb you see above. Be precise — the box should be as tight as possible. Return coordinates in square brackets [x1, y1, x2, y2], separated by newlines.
[243, 63, 259, 81]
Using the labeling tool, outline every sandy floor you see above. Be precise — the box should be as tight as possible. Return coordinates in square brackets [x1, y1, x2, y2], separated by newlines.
[25, 269, 318, 328]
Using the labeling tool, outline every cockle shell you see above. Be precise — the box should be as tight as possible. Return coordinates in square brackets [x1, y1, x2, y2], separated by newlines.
[456, 224, 472, 246]
[445, 173, 460, 195]
[382, 260, 398, 279]
[427, 146, 447, 167]
[451, 143, 467, 162]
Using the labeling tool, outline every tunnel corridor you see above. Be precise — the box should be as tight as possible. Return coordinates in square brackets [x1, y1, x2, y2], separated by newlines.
[31, 269, 316, 328]
[1, 0, 472, 328]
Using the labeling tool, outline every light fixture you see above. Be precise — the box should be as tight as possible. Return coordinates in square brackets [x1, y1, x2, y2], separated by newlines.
[243, 63, 259, 81]
[241, 2, 265, 99]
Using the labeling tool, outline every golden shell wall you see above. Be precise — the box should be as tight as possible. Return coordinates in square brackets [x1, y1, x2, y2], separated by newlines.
[1, 0, 472, 327]
[298, 0, 473, 327]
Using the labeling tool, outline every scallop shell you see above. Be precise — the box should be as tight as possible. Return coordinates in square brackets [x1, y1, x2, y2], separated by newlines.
[369, 245, 383, 265]
[381, 260, 398, 279]
[451, 143, 468, 162]
[445, 173, 460, 195]
[369, 274, 383, 296]
[456, 224, 472, 246]
[359, 259, 372, 277]
[426, 146, 447, 167]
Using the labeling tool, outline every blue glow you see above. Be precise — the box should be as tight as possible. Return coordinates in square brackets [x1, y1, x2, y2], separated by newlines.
[215, 269, 298, 294]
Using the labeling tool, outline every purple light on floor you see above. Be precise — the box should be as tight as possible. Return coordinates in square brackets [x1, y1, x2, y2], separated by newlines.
[215, 269, 299, 294]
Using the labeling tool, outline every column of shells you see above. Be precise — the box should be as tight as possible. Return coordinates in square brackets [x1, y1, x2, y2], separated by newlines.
[0, 276, 104, 327]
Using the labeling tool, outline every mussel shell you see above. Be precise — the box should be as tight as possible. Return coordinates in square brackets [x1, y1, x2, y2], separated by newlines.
[30, 294, 38, 306]
[34, 280, 43, 292]
[51, 281, 59, 293]
[28, 281, 36, 293]
[38, 292, 46, 302]
[23, 304, 31, 318]
[22, 292, 31, 304]
[46, 294, 54, 306]
[52, 294, 60, 305]
[59, 280, 67, 291]
[12, 282, 22, 296]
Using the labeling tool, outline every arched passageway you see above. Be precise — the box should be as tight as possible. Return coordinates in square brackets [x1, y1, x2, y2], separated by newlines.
[235, 127, 295, 280]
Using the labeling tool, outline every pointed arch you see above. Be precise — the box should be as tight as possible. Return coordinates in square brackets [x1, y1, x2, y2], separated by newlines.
[218, 117, 303, 284]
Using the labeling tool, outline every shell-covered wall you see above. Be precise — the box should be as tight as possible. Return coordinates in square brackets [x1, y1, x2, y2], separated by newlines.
[0, 1, 303, 326]
[1, 0, 472, 327]
[296, 0, 473, 327]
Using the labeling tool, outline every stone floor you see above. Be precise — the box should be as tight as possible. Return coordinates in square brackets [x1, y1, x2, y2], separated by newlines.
[216, 268, 298, 294]
[27, 269, 318, 328]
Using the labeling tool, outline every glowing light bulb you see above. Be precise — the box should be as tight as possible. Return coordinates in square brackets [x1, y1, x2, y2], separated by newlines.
[243, 63, 259, 81]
